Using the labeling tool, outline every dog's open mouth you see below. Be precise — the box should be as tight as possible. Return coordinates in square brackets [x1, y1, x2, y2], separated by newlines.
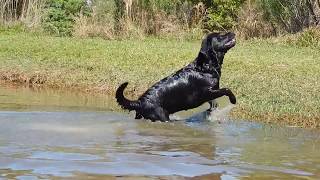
[225, 38, 236, 48]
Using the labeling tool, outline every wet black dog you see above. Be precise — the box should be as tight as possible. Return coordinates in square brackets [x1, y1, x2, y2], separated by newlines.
[116, 32, 237, 122]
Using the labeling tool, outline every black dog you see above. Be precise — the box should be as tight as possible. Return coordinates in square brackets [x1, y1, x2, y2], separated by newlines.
[116, 32, 237, 122]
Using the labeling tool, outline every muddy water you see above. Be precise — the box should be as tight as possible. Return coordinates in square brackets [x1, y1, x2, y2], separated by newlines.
[0, 83, 319, 179]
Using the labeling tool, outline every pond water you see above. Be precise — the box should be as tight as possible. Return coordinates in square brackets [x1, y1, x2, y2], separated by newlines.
[0, 82, 319, 179]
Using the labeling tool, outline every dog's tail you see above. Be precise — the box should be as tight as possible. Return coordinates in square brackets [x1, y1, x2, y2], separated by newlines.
[116, 82, 140, 111]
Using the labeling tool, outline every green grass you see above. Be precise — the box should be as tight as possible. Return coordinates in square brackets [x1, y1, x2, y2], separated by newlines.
[0, 31, 319, 128]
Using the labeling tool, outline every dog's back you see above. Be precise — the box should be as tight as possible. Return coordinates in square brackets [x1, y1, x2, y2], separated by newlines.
[119, 63, 215, 114]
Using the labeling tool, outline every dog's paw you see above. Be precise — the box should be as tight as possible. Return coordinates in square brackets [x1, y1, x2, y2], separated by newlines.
[229, 95, 237, 104]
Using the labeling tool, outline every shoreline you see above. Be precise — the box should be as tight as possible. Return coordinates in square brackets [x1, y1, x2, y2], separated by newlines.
[0, 32, 319, 128]
[1, 78, 319, 129]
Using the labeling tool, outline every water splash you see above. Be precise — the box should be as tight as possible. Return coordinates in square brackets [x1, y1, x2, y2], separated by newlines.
[208, 104, 236, 122]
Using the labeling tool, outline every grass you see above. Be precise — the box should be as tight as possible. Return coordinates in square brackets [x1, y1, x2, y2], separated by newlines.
[0, 30, 319, 128]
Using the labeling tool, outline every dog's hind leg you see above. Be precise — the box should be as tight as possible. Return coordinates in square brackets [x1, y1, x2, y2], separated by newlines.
[154, 108, 170, 122]
[141, 108, 169, 122]
[135, 113, 143, 119]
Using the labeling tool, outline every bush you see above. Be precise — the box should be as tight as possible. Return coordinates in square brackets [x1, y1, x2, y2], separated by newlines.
[258, 0, 320, 34]
[72, 0, 115, 39]
[42, 0, 90, 36]
[206, 0, 245, 30]
[236, 0, 276, 39]
[286, 27, 320, 47]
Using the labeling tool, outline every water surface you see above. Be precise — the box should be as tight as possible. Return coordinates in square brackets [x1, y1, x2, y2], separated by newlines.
[0, 83, 319, 179]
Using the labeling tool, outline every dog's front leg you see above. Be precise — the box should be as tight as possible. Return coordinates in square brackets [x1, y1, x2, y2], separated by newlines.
[208, 87, 236, 104]
[207, 100, 218, 112]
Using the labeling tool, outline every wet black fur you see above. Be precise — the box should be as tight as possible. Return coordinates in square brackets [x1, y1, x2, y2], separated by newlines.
[116, 32, 237, 122]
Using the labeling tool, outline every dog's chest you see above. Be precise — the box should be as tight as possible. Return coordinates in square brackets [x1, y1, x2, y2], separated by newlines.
[204, 73, 218, 86]
[192, 73, 219, 87]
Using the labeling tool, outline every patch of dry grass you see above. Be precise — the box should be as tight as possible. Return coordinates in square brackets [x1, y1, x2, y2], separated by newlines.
[0, 0, 44, 29]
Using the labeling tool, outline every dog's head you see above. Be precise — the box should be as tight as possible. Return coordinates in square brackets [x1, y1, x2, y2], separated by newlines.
[200, 32, 236, 56]
[197, 32, 236, 69]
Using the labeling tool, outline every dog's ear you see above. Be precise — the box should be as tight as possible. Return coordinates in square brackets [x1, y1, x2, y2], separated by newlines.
[200, 34, 210, 56]
[196, 34, 211, 66]
[198, 33, 214, 64]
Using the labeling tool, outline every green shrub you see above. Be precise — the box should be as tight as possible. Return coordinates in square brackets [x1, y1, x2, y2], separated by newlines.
[42, 0, 90, 36]
[287, 28, 320, 48]
[206, 0, 245, 30]
[258, 0, 315, 34]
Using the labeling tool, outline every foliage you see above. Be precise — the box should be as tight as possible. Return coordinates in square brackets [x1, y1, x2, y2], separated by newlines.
[206, 0, 245, 30]
[235, 0, 276, 39]
[296, 28, 320, 47]
[42, 0, 90, 36]
[286, 27, 320, 47]
[258, 0, 320, 33]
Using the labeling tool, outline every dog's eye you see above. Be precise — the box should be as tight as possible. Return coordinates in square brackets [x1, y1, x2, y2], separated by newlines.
[216, 36, 222, 41]
[212, 37, 220, 42]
